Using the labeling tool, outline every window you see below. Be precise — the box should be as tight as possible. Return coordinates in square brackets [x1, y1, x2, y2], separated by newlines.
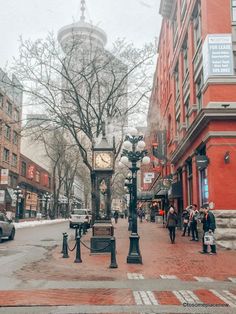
[21, 161, 27, 176]
[13, 110, 19, 122]
[186, 159, 193, 205]
[13, 131, 18, 145]
[176, 114, 181, 134]
[0, 94, 3, 107]
[36, 171, 40, 183]
[196, 72, 203, 110]
[12, 153, 17, 167]
[193, 1, 202, 50]
[174, 64, 180, 99]
[172, 12, 178, 48]
[5, 125, 11, 140]
[3, 148, 10, 162]
[182, 37, 188, 77]
[181, 0, 187, 21]
[6, 101, 12, 116]
[184, 97, 190, 128]
[232, 0, 236, 22]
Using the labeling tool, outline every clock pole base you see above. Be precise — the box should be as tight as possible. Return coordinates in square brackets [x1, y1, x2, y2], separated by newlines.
[127, 233, 142, 264]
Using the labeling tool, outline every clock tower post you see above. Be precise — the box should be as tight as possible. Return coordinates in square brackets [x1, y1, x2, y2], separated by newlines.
[90, 124, 115, 253]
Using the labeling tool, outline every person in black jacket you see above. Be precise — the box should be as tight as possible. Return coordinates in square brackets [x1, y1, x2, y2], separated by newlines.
[200, 203, 217, 254]
[182, 206, 191, 236]
[166, 206, 178, 244]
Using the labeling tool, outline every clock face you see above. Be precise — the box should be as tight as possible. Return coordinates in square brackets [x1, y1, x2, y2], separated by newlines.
[95, 152, 112, 169]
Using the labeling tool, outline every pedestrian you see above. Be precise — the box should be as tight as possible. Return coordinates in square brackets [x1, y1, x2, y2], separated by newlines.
[189, 204, 199, 241]
[182, 205, 191, 236]
[138, 208, 144, 222]
[113, 210, 119, 224]
[166, 205, 178, 244]
[200, 203, 217, 254]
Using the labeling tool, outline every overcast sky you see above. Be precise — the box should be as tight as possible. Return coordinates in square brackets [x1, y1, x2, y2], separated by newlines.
[0, 0, 162, 68]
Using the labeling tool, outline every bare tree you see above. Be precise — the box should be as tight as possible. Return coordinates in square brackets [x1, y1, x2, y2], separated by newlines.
[1, 33, 155, 215]
[7, 33, 154, 168]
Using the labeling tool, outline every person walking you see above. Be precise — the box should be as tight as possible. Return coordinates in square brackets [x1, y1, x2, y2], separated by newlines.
[113, 210, 119, 224]
[200, 203, 217, 254]
[166, 206, 178, 244]
[190, 204, 199, 241]
[182, 206, 191, 236]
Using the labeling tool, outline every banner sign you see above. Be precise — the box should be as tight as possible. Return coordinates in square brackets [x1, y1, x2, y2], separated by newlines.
[143, 177, 152, 184]
[203, 34, 234, 82]
[144, 172, 155, 179]
[153, 131, 167, 161]
[0, 190, 5, 203]
[0, 169, 9, 185]
[28, 165, 35, 179]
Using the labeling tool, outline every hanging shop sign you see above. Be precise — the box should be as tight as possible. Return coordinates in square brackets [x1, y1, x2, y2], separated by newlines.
[152, 131, 167, 161]
[196, 155, 209, 170]
[0, 169, 9, 185]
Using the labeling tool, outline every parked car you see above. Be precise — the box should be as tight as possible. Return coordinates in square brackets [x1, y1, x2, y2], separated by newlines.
[69, 208, 92, 228]
[0, 213, 15, 243]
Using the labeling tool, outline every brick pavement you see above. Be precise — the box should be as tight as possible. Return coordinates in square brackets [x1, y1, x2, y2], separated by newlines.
[0, 218, 236, 310]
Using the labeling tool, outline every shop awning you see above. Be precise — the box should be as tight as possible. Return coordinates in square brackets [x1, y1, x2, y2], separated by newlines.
[155, 189, 168, 197]
[168, 182, 183, 198]
[137, 191, 153, 200]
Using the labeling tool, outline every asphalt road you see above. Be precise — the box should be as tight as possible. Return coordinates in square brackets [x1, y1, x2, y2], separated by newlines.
[0, 220, 70, 290]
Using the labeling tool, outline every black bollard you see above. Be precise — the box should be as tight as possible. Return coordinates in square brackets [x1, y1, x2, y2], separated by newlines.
[61, 232, 66, 253]
[109, 237, 118, 268]
[62, 233, 69, 258]
[75, 226, 78, 240]
[79, 224, 82, 237]
[82, 223, 87, 235]
[74, 236, 82, 263]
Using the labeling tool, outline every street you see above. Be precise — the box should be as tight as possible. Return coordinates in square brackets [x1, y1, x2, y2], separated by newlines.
[0, 219, 235, 313]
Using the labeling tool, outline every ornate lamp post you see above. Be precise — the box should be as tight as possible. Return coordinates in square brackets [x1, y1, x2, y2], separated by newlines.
[44, 192, 51, 219]
[120, 127, 150, 264]
[14, 186, 22, 222]
[124, 173, 132, 231]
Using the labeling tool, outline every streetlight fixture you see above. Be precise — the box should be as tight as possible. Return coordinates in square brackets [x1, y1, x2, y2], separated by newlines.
[44, 192, 51, 219]
[14, 186, 22, 222]
[121, 128, 150, 264]
[124, 173, 133, 231]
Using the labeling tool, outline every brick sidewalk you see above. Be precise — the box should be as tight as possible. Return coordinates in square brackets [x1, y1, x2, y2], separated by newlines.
[0, 218, 236, 309]
[15, 218, 236, 282]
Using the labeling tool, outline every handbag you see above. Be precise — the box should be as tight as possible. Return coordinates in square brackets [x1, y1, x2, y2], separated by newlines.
[183, 219, 188, 224]
[204, 232, 215, 245]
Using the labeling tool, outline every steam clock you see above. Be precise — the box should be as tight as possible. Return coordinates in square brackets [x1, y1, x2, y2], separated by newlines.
[90, 129, 115, 253]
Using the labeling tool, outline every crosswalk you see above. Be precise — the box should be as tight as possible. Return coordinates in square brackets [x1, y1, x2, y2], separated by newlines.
[127, 273, 236, 308]
[173, 289, 203, 304]
[127, 272, 236, 282]
[132, 289, 236, 307]
[127, 273, 144, 279]
[133, 291, 158, 305]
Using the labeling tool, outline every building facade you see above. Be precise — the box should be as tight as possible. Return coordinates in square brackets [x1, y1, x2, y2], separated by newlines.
[146, 0, 236, 249]
[18, 154, 52, 218]
[0, 69, 22, 212]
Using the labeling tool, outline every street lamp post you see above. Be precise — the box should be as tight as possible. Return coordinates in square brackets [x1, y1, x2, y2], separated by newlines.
[14, 186, 22, 223]
[120, 128, 150, 264]
[124, 173, 132, 231]
[44, 192, 50, 219]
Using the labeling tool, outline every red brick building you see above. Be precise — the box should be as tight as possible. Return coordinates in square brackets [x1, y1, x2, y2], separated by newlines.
[18, 154, 51, 218]
[0, 70, 22, 212]
[145, 0, 236, 248]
